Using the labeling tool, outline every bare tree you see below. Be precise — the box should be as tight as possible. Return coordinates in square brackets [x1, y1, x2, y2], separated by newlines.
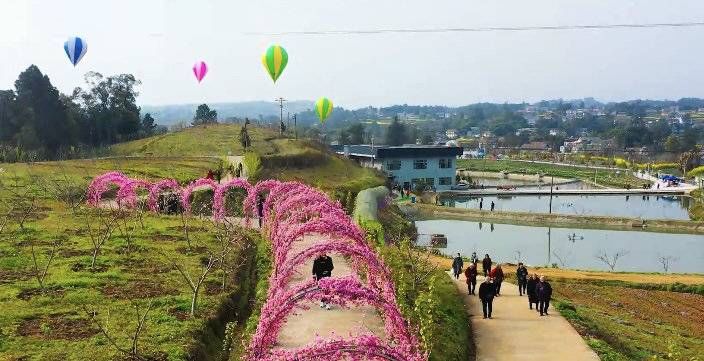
[38, 171, 86, 217]
[552, 249, 572, 268]
[514, 250, 524, 264]
[657, 255, 679, 273]
[595, 249, 630, 272]
[212, 219, 249, 291]
[84, 208, 118, 270]
[83, 301, 153, 360]
[29, 240, 59, 289]
[169, 252, 219, 316]
[180, 211, 191, 250]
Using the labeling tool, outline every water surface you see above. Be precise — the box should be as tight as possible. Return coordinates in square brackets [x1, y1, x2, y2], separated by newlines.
[417, 220, 704, 273]
[441, 194, 693, 220]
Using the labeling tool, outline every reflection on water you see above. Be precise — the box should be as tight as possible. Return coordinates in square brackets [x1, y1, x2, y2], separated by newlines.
[417, 220, 704, 273]
[441, 194, 693, 220]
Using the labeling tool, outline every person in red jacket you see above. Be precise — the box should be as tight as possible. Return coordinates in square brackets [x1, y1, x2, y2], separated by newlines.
[464, 263, 478, 295]
[489, 264, 504, 296]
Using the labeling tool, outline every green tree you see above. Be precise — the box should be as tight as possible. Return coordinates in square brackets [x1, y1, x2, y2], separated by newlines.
[14, 65, 74, 151]
[141, 113, 156, 135]
[347, 123, 365, 144]
[421, 134, 434, 145]
[337, 129, 351, 144]
[385, 116, 406, 146]
[664, 135, 681, 153]
[192, 104, 218, 125]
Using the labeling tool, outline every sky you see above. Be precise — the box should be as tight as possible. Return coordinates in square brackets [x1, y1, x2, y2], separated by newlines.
[1, 0, 704, 109]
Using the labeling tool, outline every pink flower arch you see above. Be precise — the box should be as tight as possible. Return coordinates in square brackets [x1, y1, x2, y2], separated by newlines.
[85, 173, 426, 361]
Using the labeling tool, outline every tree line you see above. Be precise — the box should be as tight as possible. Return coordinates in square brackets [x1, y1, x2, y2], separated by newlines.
[0, 65, 159, 161]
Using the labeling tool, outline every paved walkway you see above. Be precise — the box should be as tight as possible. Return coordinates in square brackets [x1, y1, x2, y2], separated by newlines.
[275, 234, 385, 349]
[448, 272, 599, 361]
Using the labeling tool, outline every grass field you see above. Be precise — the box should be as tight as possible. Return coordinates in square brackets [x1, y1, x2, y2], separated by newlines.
[109, 124, 277, 157]
[0, 125, 387, 360]
[457, 159, 650, 189]
[0, 159, 263, 360]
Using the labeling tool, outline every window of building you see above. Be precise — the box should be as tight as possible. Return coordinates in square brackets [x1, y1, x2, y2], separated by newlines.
[439, 158, 453, 168]
[439, 177, 452, 185]
[411, 178, 423, 188]
[413, 159, 427, 169]
[424, 178, 435, 186]
[387, 160, 401, 170]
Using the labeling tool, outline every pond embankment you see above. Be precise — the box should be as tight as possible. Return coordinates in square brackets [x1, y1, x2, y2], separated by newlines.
[402, 203, 704, 235]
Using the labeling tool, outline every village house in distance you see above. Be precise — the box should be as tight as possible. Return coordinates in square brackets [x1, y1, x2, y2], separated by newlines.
[332, 144, 463, 191]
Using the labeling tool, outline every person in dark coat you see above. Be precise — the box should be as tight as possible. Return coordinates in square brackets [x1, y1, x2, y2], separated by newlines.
[256, 194, 265, 228]
[452, 253, 464, 279]
[536, 275, 553, 316]
[516, 263, 529, 296]
[464, 263, 478, 295]
[489, 264, 504, 296]
[478, 277, 496, 319]
[313, 254, 335, 310]
[479, 198, 483, 210]
[482, 254, 492, 277]
[527, 274, 539, 310]
[490, 201, 495, 211]
[470, 252, 479, 265]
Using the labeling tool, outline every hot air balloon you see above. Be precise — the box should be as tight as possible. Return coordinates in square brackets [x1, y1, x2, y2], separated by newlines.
[261, 45, 288, 83]
[315, 97, 333, 124]
[193, 61, 208, 83]
[64, 37, 87, 66]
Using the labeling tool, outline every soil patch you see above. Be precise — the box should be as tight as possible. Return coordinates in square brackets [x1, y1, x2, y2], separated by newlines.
[17, 286, 66, 301]
[101, 280, 179, 299]
[71, 262, 109, 273]
[166, 225, 209, 233]
[0, 269, 32, 284]
[118, 258, 171, 274]
[175, 245, 208, 255]
[59, 248, 91, 257]
[17, 314, 98, 340]
[168, 307, 190, 321]
[151, 234, 181, 242]
[203, 280, 224, 296]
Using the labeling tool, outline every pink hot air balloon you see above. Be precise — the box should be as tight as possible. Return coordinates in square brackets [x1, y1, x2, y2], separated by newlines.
[193, 61, 208, 83]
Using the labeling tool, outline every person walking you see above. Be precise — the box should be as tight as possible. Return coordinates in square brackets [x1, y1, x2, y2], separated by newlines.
[256, 194, 265, 228]
[479, 198, 483, 210]
[470, 251, 479, 265]
[478, 277, 496, 319]
[536, 275, 553, 316]
[516, 263, 529, 296]
[489, 264, 504, 296]
[527, 274, 539, 310]
[452, 253, 464, 279]
[490, 201, 495, 211]
[464, 263, 478, 295]
[313, 254, 335, 310]
[482, 254, 492, 277]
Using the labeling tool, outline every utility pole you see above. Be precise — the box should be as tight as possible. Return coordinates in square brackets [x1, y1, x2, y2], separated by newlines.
[275, 97, 286, 135]
[549, 175, 554, 214]
[292, 114, 297, 139]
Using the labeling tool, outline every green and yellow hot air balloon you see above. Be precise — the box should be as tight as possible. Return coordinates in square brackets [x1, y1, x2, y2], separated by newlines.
[261, 45, 288, 83]
[315, 97, 333, 124]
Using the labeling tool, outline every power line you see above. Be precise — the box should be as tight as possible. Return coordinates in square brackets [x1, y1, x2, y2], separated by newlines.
[245, 21, 704, 36]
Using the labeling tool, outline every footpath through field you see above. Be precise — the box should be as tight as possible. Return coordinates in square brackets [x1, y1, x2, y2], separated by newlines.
[274, 234, 385, 349]
[448, 272, 599, 361]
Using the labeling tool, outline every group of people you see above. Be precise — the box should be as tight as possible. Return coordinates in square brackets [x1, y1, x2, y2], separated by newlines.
[477, 198, 496, 211]
[452, 252, 553, 319]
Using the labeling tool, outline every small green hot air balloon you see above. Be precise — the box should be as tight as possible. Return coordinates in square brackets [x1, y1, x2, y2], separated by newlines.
[262, 45, 288, 83]
[315, 97, 333, 124]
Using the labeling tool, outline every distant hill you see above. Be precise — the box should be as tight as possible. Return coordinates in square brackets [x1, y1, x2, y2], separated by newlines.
[142, 100, 315, 125]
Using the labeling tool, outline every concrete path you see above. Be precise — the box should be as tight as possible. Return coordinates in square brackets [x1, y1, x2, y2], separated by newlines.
[448, 272, 599, 361]
[275, 234, 385, 349]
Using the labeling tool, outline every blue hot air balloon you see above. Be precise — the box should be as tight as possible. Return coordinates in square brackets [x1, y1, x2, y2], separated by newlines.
[64, 37, 87, 66]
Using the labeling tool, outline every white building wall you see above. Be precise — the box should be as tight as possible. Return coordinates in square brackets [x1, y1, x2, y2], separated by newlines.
[383, 156, 456, 190]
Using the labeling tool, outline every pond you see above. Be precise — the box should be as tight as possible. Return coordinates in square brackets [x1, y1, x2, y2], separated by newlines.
[440, 194, 693, 220]
[416, 220, 704, 273]
[469, 177, 596, 190]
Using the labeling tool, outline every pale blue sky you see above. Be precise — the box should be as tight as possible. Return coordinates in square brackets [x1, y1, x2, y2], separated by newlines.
[1, 0, 704, 108]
